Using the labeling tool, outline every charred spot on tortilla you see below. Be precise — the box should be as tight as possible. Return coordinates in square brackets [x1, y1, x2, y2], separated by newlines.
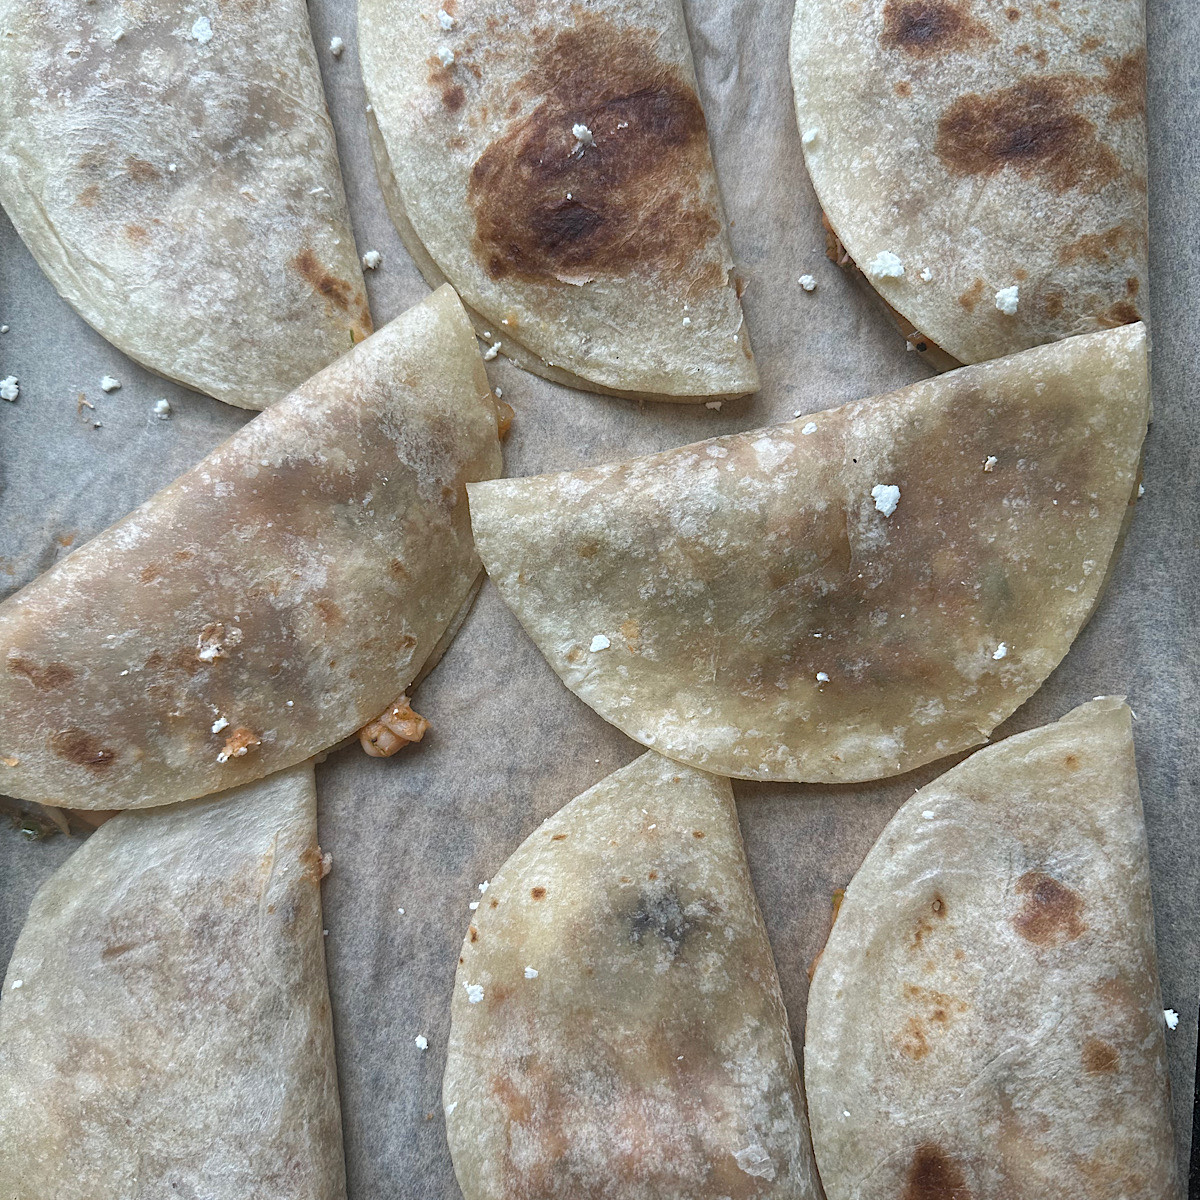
[936, 77, 1121, 194]
[880, 0, 993, 58]
[627, 885, 688, 955]
[903, 1144, 971, 1200]
[6, 652, 74, 692]
[1082, 1037, 1119, 1074]
[49, 728, 117, 770]
[468, 18, 719, 285]
[1012, 870, 1086, 946]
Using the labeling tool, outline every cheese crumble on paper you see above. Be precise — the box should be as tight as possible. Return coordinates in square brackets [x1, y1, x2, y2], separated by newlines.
[524, 966, 538, 979]
[0, 376, 18, 402]
[1165, 1009, 1180, 1030]
[414, 1035, 428, 1050]
[437, 7, 454, 27]
[464, 983, 484, 1004]
[329, 35, 344, 56]
[995, 285, 1020, 315]
[871, 484, 900, 517]
[191, 15, 212, 42]
[361, 250, 382, 270]
[866, 251, 904, 279]
[589, 634, 610, 652]
[100, 375, 121, 392]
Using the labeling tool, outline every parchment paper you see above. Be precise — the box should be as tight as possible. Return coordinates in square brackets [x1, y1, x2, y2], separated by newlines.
[1, 0, 1197, 1196]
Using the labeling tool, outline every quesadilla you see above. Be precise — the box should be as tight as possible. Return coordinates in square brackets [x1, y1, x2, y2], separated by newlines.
[0, 762, 346, 1200]
[0, 286, 503, 809]
[791, 0, 1148, 367]
[357, 0, 758, 401]
[469, 324, 1148, 783]
[0, 0, 370, 409]
[444, 751, 821, 1200]
[805, 697, 1177, 1200]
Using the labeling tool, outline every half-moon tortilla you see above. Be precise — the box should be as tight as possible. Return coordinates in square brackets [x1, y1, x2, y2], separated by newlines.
[804, 697, 1177, 1200]
[444, 751, 821, 1199]
[468, 324, 1147, 783]
[790, 0, 1148, 366]
[0, 285, 503, 809]
[358, 0, 758, 401]
[0, 762, 346, 1200]
[0, 0, 370, 409]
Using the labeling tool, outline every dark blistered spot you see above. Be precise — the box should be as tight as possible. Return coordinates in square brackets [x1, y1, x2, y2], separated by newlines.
[292, 248, 355, 311]
[958, 278, 985, 311]
[895, 79, 913, 98]
[1101, 300, 1141, 326]
[1083, 1037, 1119, 1074]
[124, 155, 160, 183]
[1013, 871, 1086, 946]
[469, 926, 478, 942]
[530, 886, 547, 900]
[936, 77, 1121, 194]
[6, 652, 74, 691]
[692, 829, 705, 838]
[468, 15, 720, 285]
[443, 84, 465, 111]
[1101, 49, 1147, 121]
[49, 728, 117, 770]
[629, 886, 687, 955]
[880, 0, 992, 57]
[904, 1145, 971, 1200]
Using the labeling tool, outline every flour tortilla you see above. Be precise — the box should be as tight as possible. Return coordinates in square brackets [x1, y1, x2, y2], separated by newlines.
[444, 751, 821, 1200]
[0, 0, 370, 409]
[804, 697, 1177, 1200]
[358, 0, 758, 401]
[791, 0, 1148, 366]
[0, 286, 503, 809]
[0, 762, 345, 1200]
[469, 324, 1148, 783]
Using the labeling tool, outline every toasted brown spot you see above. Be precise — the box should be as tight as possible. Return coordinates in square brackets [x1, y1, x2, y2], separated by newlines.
[77, 184, 100, 208]
[6, 652, 74, 691]
[1013, 871, 1086, 945]
[469, 926, 478, 942]
[489, 897, 499, 908]
[551, 832, 568, 840]
[1126, 277, 1140, 297]
[50, 728, 117, 770]
[693, 829, 705, 838]
[1101, 49, 1146, 121]
[442, 84, 465, 111]
[492, 1075, 532, 1123]
[880, 1, 992, 57]
[1059, 224, 1144, 265]
[124, 223, 150, 244]
[1006, 5, 1019, 18]
[530, 886, 547, 900]
[468, 14, 720, 285]
[315, 598, 343, 625]
[1101, 300, 1141, 326]
[894, 79, 914, 97]
[125, 155, 160, 183]
[577, 539, 600, 558]
[1064, 753, 1080, 770]
[1083, 1037, 1119, 1074]
[139, 563, 163, 584]
[899, 1016, 930, 1059]
[904, 1145, 971, 1200]
[1043, 290, 1065, 318]
[292, 248, 356, 311]
[298, 846, 326, 885]
[937, 77, 1121, 194]
[958, 278, 985, 311]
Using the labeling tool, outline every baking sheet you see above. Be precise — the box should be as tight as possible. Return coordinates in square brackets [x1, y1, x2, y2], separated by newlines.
[1, 0, 1198, 1196]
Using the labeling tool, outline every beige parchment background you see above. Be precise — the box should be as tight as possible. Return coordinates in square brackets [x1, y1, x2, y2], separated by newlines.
[1, 0, 1197, 1195]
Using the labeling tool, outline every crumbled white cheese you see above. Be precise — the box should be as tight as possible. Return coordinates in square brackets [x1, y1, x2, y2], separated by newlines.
[0, 376, 18, 402]
[437, 45, 454, 65]
[798, 274, 817, 292]
[168, 163, 177, 174]
[993, 642, 1008, 660]
[361, 249, 382, 270]
[1165, 1009, 1180, 1030]
[397, 907, 405, 914]
[572, 122, 595, 146]
[919, 267, 933, 282]
[414, 1035, 429, 1050]
[922, 810, 935, 820]
[329, 35, 344, 56]
[197, 644, 221, 663]
[682, 316, 692, 327]
[437, 7, 454, 27]
[524, 965, 538, 979]
[705, 400, 722, 410]
[983, 455, 997, 471]
[995, 285, 1020, 315]
[1138, 483, 1145, 497]
[815, 671, 830, 683]
[153, 398, 171, 418]
[0, 325, 8, 333]
[10, 979, 23, 990]
[478, 880, 489, 893]
[211, 716, 229, 734]
[464, 982, 484, 1004]
[191, 15, 212, 43]
[483, 341, 501, 360]
[589, 634, 611, 652]
[733, 1144, 776, 1182]
[493, 386, 503, 399]
[871, 483, 901, 516]
[100, 375, 121, 392]
[468, 900, 479, 911]
[866, 251, 905, 279]
[802, 421, 817, 435]
[445, 1101, 458, 1115]
[801, 128, 818, 146]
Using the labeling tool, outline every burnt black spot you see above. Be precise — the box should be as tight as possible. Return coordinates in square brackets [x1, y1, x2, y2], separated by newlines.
[468, 15, 720, 285]
[880, 0, 992, 57]
[1013, 871, 1086, 946]
[49, 728, 117, 770]
[904, 1145, 971, 1200]
[937, 77, 1122, 194]
[628, 886, 687, 955]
